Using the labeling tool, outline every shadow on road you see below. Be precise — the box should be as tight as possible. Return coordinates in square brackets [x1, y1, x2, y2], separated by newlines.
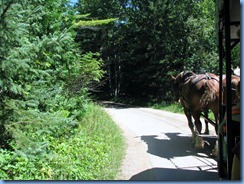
[140, 133, 217, 159]
[103, 102, 219, 180]
[130, 133, 219, 181]
[130, 167, 219, 181]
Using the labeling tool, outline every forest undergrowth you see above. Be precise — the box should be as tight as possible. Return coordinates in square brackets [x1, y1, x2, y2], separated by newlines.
[0, 97, 125, 180]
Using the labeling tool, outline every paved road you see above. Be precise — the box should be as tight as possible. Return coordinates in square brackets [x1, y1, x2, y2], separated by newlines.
[104, 102, 220, 181]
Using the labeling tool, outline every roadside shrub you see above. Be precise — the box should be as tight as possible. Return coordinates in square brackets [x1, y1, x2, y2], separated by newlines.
[0, 102, 125, 180]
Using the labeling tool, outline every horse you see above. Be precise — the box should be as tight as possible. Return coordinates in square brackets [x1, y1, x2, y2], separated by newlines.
[209, 74, 241, 157]
[222, 74, 240, 106]
[212, 76, 241, 157]
[172, 71, 220, 149]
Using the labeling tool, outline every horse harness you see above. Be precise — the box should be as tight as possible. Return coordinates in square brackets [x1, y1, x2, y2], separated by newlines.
[179, 73, 219, 109]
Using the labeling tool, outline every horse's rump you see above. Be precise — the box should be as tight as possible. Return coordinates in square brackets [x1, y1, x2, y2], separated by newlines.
[222, 75, 240, 105]
[200, 78, 220, 108]
[179, 73, 219, 111]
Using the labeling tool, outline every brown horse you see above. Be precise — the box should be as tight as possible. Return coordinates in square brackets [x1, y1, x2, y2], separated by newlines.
[211, 75, 241, 157]
[172, 71, 220, 148]
[222, 74, 240, 106]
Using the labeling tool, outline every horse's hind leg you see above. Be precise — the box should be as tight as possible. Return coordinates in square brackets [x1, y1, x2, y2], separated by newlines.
[183, 108, 196, 144]
[192, 113, 204, 149]
[184, 108, 194, 134]
[214, 112, 219, 134]
[193, 112, 202, 134]
[183, 108, 204, 148]
[204, 109, 209, 134]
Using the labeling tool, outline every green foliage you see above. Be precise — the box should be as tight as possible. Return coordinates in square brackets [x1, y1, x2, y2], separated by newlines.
[74, 18, 117, 28]
[151, 102, 184, 114]
[183, 0, 218, 73]
[150, 101, 215, 122]
[0, 104, 125, 180]
[0, 0, 105, 139]
[231, 45, 240, 67]
[76, 0, 122, 18]
[0, 0, 124, 180]
[65, 52, 105, 94]
[75, 0, 229, 102]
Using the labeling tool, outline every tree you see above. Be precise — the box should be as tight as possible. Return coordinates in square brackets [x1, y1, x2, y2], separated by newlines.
[0, 0, 105, 148]
[75, 0, 220, 102]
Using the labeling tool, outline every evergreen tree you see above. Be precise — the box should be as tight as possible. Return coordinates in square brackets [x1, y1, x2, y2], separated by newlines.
[0, 0, 105, 148]
[75, 0, 220, 101]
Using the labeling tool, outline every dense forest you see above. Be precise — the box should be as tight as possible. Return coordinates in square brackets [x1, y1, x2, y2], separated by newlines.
[75, 0, 239, 102]
[0, 0, 124, 179]
[0, 0, 240, 180]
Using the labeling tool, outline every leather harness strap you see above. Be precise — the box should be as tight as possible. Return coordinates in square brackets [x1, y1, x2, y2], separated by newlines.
[179, 73, 219, 110]
[190, 73, 219, 89]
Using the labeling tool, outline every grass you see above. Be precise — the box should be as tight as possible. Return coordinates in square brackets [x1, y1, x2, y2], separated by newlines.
[79, 104, 125, 179]
[149, 101, 184, 114]
[0, 103, 125, 180]
[110, 96, 185, 114]
[149, 101, 215, 121]
[110, 96, 215, 121]
[1, 93, 216, 180]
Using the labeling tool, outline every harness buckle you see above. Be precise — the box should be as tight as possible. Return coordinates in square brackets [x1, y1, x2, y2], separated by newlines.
[205, 73, 211, 80]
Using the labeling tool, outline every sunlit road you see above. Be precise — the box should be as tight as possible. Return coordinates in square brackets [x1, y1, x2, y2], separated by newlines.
[104, 102, 219, 181]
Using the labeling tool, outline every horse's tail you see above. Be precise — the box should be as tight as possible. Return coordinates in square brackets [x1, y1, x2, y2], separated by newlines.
[200, 80, 218, 108]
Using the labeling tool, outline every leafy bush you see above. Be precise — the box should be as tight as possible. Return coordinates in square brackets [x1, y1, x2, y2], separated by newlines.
[0, 0, 125, 180]
[1, 103, 125, 180]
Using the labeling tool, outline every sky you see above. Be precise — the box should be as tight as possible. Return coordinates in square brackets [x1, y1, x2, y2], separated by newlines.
[70, 0, 78, 4]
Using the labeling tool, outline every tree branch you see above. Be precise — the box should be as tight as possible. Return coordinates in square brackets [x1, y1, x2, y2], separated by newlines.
[1, 1, 14, 20]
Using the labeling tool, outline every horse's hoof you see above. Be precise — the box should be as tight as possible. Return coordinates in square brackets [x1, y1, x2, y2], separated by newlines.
[195, 144, 204, 149]
[212, 149, 218, 157]
[194, 136, 204, 149]
[212, 141, 218, 157]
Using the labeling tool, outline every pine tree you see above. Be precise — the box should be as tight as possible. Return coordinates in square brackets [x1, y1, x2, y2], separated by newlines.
[0, 0, 105, 148]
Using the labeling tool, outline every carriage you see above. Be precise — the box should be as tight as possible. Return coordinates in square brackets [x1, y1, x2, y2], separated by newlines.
[215, 0, 240, 180]
[172, 0, 240, 180]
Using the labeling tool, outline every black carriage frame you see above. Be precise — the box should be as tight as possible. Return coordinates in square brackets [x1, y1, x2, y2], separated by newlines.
[215, 0, 240, 180]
